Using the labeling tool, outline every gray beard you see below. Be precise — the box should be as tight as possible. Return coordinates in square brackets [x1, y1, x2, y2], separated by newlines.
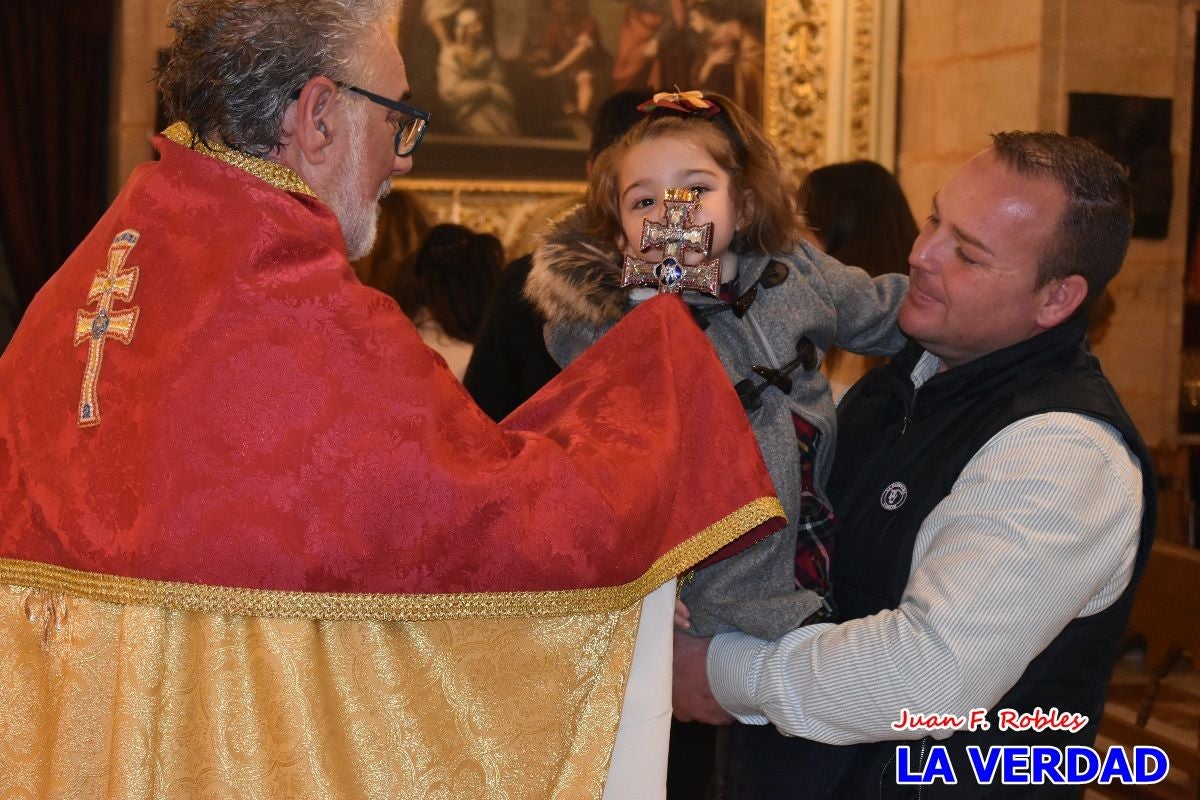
[339, 180, 390, 261]
[325, 115, 391, 261]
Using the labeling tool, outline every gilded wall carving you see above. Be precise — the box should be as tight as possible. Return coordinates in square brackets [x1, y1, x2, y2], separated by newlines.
[848, 0, 877, 160]
[766, 0, 827, 177]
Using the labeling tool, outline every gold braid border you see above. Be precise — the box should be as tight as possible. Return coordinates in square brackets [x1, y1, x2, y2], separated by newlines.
[0, 496, 783, 621]
[161, 122, 317, 198]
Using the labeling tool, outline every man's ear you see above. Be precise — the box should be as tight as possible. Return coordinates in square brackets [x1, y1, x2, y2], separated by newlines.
[285, 76, 340, 165]
[1035, 273, 1088, 329]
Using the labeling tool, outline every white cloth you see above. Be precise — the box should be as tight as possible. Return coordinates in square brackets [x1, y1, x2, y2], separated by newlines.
[707, 352, 1143, 744]
[604, 579, 674, 799]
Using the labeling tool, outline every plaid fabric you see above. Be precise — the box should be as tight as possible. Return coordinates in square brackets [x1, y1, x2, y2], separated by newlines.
[792, 413, 836, 623]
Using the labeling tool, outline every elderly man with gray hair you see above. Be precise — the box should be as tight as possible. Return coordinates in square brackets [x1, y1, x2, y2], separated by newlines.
[0, 2, 786, 797]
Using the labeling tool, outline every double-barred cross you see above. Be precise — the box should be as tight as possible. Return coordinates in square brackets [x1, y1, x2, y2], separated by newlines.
[73, 229, 141, 427]
[621, 188, 720, 296]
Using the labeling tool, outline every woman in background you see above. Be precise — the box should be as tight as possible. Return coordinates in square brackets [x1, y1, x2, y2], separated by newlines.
[402, 223, 505, 380]
[798, 159, 919, 398]
[353, 190, 433, 305]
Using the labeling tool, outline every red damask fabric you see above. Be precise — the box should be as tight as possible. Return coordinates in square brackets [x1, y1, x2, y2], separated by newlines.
[0, 135, 781, 595]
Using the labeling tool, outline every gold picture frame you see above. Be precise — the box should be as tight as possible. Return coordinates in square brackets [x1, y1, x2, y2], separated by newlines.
[400, 0, 899, 252]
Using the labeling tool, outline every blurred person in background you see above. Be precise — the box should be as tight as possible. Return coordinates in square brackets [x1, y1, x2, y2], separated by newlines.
[401, 222, 504, 380]
[463, 87, 649, 419]
[798, 160, 918, 399]
[353, 188, 432, 300]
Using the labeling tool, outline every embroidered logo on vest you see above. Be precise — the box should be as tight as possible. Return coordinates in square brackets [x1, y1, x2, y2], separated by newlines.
[74, 229, 141, 427]
[880, 481, 908, 510]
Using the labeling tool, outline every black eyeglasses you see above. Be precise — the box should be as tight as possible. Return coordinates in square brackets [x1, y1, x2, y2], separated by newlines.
[344, 85, 430, 157]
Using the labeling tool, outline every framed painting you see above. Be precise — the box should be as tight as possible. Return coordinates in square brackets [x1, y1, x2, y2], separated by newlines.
[399, 0, 900, 245]
[1068, 92, 1173, 240]
[400, 0, 892, 184]
[400, 0, 768, 184]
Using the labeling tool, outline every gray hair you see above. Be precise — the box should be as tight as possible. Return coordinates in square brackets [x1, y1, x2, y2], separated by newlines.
[158, 0, 396, 156]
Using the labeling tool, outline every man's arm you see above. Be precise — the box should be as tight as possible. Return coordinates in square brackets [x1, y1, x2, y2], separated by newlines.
[699, 412, 1143, 744]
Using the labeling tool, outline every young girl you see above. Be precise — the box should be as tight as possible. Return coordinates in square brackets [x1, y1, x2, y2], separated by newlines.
[525, 91, 908, 642]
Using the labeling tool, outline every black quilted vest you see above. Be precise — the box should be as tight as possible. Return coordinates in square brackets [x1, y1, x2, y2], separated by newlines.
[827, 317, 1156, 799]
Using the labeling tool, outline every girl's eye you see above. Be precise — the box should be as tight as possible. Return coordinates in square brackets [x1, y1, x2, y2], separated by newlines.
[953, 247, 978, 266]
[691, 185, 709, 196]
[633, 197, 655, 210]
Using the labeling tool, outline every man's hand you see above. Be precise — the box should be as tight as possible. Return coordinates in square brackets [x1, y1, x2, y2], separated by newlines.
[672, 630, 735, 725]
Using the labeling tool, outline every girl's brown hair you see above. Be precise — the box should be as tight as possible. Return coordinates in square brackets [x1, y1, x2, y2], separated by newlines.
[583, 92, 801, 256]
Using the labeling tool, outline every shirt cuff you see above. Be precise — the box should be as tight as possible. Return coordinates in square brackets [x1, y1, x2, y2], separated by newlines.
[707, 631, 770, 724]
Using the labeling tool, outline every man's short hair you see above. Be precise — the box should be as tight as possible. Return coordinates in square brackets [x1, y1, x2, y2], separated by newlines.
[990, 131, 1133, 309]
[159, 0, 395, 157]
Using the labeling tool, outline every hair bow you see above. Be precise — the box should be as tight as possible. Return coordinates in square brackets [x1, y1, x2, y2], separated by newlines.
[637, 90, 721, 117]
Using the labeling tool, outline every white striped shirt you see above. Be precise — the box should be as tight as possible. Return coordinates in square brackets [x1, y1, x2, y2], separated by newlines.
[708, 353, 1143, 744]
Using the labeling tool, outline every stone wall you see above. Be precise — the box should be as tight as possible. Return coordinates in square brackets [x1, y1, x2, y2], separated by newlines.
[897, 0, 1198, 447]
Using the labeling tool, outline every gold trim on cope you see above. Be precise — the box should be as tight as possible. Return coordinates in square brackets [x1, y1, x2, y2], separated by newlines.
[0, 496, 784, 620]
[161, 122, 317, 198]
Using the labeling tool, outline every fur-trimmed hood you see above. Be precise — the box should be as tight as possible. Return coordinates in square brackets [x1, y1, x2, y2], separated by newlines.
[525, 206, 630, 328]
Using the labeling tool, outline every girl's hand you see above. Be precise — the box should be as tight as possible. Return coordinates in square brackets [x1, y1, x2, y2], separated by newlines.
[674, 598, 691, 629]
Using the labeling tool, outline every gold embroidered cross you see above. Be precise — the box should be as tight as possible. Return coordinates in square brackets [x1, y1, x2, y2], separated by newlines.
[73, 229, 141, 427]
[621, 188, 720, 296]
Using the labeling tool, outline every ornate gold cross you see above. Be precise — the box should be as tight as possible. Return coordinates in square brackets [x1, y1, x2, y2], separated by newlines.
[621, 188, 720, 296]
[73, 229, 141, 427]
